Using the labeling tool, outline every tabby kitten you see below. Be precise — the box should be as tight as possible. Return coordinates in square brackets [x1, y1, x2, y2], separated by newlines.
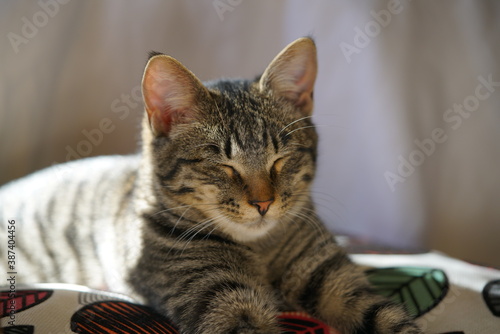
[0, 38, 420, 333]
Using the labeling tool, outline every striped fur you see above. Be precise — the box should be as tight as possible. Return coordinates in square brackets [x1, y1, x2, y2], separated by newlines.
[0, 38, 420, 333]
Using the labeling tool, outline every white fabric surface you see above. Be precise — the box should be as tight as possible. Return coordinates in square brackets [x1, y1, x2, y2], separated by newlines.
[0, 1, 499, 266]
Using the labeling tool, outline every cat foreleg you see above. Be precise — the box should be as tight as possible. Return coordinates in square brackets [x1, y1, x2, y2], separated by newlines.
[277, 241, 421, 333]
[130, 241, 282, 334]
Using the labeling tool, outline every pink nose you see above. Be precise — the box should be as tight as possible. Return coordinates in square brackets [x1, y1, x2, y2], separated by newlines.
[248, 198, 274, 216]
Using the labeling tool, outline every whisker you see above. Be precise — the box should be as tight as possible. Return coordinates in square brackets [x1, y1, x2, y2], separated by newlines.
[161, 204, 223, 256]
[174, 213, 221, 242]
[151, 201, 219, 218]
[170, 206, 192, 236]
[284, 125, 316, 137]
[289, 193, 346, 225]
[278, 115, 313, 135]
[285, 124, 347, 138]
[295, 189, 349, 211]
[178, 216, 224, 255]
[285, 210, 328, 239]
[166, 216, 214, 256]
[152, 204, 193, 217]
[202, 225, 219, 241]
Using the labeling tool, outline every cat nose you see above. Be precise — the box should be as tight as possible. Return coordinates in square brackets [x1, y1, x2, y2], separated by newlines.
[248, 198, 274, 216]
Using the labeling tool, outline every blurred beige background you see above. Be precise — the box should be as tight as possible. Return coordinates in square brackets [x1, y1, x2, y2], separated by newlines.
[1, 1, 499, 266]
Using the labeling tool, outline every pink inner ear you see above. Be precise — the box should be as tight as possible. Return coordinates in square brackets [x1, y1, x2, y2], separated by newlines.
[148, 106, 174, 136]
[143, 72, 177, 135]
[293, 69, 315, 108]
[276, 68, 314, 109]
[288, 56, 316, 111]
[144, 69, 176, 112]
[294, 65, 315, 93]
[142, 56, 201, 136]
[260, 39, 317, 114]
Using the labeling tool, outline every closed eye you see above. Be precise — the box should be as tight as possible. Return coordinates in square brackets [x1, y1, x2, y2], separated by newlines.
[221, 164, 240, 178]
[206, 144, 221, 155]
[272, 157, 286, 174]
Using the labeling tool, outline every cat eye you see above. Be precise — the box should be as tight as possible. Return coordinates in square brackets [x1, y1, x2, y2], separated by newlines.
[221, 164, 240, 178]
[272, 157, 286, 174]
[206, 145, 221, 155]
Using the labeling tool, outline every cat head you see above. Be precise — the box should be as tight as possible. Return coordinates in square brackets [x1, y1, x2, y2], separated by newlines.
[141, 37, 318, 242]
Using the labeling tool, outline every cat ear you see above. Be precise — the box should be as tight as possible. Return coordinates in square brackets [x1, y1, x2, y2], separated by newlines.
[142, 54, 209, 136]
[259, 37, 317, 115]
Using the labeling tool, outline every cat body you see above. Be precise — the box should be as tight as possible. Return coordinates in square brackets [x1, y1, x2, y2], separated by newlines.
[1, 155, 141, 292]
[0, 38, 420, 333]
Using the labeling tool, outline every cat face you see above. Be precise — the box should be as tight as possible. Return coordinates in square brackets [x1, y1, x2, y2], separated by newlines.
[142, 38, 318, 242]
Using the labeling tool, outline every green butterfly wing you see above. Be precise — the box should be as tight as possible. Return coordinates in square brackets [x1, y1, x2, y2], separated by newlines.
[366, 267, 449, 318]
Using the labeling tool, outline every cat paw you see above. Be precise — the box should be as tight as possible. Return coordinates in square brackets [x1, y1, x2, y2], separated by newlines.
[391, 326, 422, 334]
[221, 317, 282, 334]
[367, 306, 422, 334]
[198, 323, 281, 334]
[325, 300, 422, 334]
[227, 328, 281, 334]
[195, 311, 281, 334]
